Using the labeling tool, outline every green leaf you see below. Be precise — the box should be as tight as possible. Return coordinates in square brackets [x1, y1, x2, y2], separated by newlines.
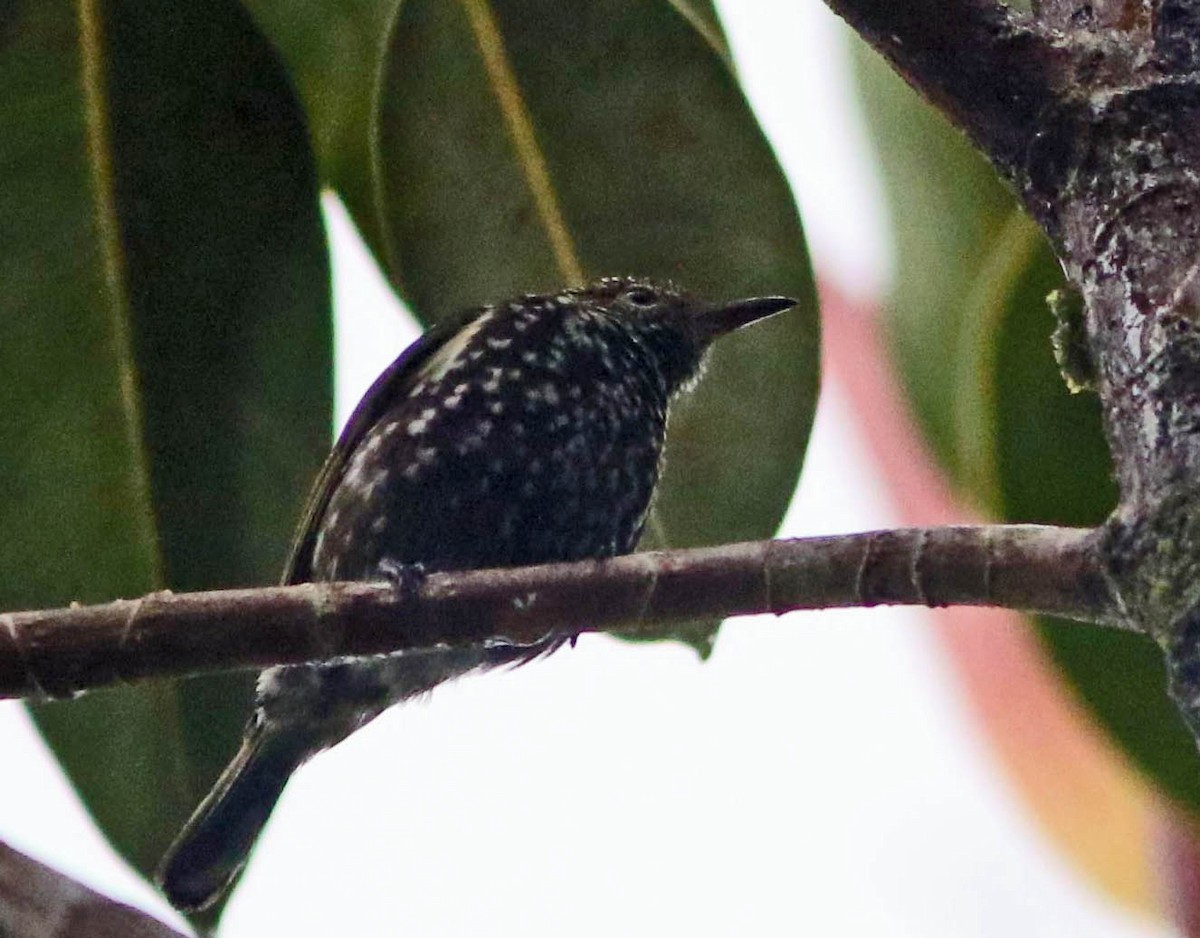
[0, 0, 331, 916]
[661, 0, 732, 63]
[251, 0, 683, 292]
[375, 0, 818, 653]
[240, 0, 398, 271]
[852, 41, 1018, 493]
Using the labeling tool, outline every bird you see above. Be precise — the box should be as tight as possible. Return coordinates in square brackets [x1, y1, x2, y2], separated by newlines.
[157, 276, 796, 912]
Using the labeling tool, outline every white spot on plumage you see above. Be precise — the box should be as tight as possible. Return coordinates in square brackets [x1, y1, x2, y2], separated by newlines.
[481, 365, 504, 394]
[419, 310, 495, 382]
[368, 468, 389, 495]
[343, 455, 365, 488]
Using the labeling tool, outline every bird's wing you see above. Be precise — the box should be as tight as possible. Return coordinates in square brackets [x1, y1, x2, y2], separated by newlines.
[282, 306, 485, 585]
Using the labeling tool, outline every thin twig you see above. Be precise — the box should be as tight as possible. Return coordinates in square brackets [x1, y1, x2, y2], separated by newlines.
[0, 525, 1123, 701]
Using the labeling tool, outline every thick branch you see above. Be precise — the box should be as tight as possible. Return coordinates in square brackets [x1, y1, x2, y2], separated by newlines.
[0, 525, 1122, 701]
[822, 0, 1065, 169]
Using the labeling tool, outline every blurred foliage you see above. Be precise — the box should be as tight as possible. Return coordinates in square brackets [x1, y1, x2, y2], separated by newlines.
[0, 0, 818, 923]
[854, 43, 1200, 811]
[1, 4, 330, 929]
[853, 41, 1017, 489]
[238, 0, 397, 271]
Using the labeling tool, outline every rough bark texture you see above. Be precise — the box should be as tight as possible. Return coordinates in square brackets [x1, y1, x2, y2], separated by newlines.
[822, 0, 1200, 734]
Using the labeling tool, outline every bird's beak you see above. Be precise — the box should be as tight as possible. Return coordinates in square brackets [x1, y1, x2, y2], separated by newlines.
[692, 295, 798, 340]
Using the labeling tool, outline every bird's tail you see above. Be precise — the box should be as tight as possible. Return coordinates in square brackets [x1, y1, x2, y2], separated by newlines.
[157, 721, 313, 912]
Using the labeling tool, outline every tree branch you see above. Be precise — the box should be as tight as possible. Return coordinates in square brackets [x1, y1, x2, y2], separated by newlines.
[0, 525, 1123, 701]
[0, 840, 186, 938]
[820, 0, 1066, 169]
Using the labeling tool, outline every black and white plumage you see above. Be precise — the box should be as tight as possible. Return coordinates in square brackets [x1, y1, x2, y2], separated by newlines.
[158, 277, 795, 912]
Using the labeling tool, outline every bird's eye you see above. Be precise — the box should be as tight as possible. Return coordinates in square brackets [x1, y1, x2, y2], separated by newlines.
[624, 287, 656, 307]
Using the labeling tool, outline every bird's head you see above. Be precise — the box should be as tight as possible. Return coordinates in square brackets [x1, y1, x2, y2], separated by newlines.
[570, 276, 797, 392]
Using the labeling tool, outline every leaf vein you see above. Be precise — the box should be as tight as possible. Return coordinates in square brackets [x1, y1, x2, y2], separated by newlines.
[460, 0, 584, 286]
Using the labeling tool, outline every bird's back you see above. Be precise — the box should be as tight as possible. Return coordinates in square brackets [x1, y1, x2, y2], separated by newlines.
[296, 296, 673, 585]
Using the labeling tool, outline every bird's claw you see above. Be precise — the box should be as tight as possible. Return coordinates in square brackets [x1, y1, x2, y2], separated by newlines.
[374, 558, 427, 600]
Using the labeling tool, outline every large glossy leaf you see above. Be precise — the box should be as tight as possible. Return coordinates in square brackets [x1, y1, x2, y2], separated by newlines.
[853, 42, 1017, 492]
[239, 0, 397, 268]
[661, 0, 730, 62]
[0, 0, 331, 915]
[238, 0, 728, 278]
[375, 0, 818, 653]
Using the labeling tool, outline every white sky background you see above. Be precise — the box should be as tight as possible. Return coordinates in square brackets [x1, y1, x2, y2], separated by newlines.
[0, 2, 1178, 936]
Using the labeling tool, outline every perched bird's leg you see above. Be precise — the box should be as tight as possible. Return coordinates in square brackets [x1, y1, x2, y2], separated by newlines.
[374, 558, 427, 599]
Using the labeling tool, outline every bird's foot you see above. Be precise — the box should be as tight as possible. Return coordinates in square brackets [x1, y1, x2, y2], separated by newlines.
[373, 558, 427, 600]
